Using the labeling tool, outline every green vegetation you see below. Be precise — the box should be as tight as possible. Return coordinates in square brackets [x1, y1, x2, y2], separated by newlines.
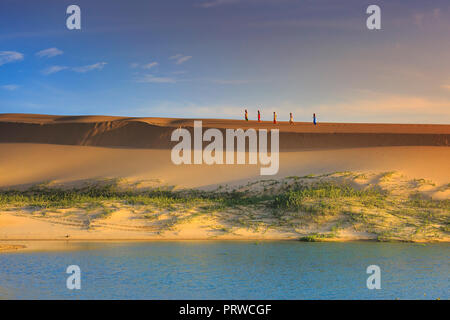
[0, 172, 448, 242]
[273, 182, 387, 213]
[0, 184, 251, 211]
[299, 233, 336, 242]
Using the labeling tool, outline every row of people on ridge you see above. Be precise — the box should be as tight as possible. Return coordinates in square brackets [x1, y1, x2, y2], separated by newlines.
[244, 110, 317, 125]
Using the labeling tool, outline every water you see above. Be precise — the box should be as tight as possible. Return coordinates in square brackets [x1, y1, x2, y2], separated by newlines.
[0, 241, 448, 299]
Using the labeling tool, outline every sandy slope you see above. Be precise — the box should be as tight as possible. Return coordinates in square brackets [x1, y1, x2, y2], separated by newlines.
[0, 113, 448, 150]
[0, 113, 449, 187]
[0, 143, 448, 243]
[0, 144, 449, 188]
[0, 114, 448, 245]
[1, 113, 449, 133]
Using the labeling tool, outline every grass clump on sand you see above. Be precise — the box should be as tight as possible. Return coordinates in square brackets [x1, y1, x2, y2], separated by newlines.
[0, 184, 207, 210]
[0, 172, 448, 242]
[0, 182, 269, 226]
[298, 233, 335, 242]
[269, 178, 448, 242]
[272, 182, 387, 214]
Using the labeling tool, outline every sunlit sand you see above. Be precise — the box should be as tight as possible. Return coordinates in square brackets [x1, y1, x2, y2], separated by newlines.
[0, 114, 448, 249]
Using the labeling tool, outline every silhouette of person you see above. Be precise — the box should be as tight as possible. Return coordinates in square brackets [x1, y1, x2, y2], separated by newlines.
[245, 109, 248, 121]
[289, 112, 294, 124]
[258, 110, 261, 122]
[313, 113, 317, 125]
[273, 112, 277, 124]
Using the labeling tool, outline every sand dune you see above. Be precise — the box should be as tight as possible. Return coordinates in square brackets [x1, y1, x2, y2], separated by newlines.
[0, 144, 449, 189]
[0, 113, 449, 188]
[0, 113, 448, 150]
[1, 113, 449, 134]
[0, 114, 448, 244]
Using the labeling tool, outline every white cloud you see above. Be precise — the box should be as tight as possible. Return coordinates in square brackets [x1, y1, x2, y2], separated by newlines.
[136, 74, 177, 83]
[0, 51, 24, 66]
[169, 54, 192, 65]
[42, 65, 68, 75]
[42, 62, 107, 75]
[72, 62, 107, 73]
[130, 62, 159, 69]
[1, 84, 20, 91]
[36, 47, 63, 58]
[143, 62, 159, 69]
[177, 56, 192, 64]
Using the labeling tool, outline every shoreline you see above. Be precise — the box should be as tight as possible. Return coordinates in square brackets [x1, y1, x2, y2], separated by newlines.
[0, 244, 26, 253]
[1, 237, 448, 254]
[1, 170, 448, 249]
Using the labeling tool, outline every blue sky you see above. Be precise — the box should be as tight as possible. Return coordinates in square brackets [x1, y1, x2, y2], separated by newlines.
[1, 0, 449, 123]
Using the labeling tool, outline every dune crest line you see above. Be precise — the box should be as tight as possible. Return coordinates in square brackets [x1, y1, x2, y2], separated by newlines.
[0, 114, 449, 150]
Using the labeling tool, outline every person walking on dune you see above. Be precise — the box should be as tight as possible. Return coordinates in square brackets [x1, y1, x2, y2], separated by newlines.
[245, 109, 249, 121]
[313, 113, 317, 125]
[289, 112, 294, 124]
[273, 112, 277, 124]
[258, 110, 261, 122]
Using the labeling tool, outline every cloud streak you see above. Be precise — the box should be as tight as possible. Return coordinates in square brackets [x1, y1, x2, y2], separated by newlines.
[0, 51, 24, 66]
[36, 48, 63, 58]
[130, 62, 159, 69]
[42, 63, 107, 75]
[72, 62, 107, 73]
[169, 54, 192, 65]
[42, 65, 68, 75]
[142, 62, 159, 69]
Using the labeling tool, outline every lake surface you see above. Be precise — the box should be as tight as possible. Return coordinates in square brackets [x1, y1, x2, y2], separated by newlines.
[0, 241, 448, 299]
